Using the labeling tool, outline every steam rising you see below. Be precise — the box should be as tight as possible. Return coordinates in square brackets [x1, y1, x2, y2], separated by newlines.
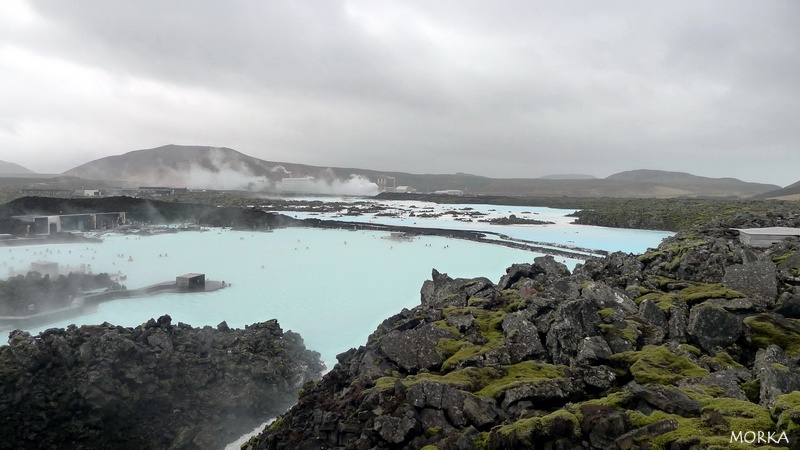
[184, 165, 273, 191]
[299, 174, 379, 196]
[95, 147, 380, 195]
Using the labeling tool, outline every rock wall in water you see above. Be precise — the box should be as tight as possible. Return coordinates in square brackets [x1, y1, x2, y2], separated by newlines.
[0, 316, 324, 450]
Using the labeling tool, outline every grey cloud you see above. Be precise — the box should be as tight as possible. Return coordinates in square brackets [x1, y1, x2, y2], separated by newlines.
[0, 0, 797, 185]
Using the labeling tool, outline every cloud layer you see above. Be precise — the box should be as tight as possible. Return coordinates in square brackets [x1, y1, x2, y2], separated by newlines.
[1, 1, 798, 185]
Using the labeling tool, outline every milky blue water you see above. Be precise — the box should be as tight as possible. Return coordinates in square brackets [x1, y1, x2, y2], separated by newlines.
[1, 201, 672, 370]
[287, 200, 670, 255]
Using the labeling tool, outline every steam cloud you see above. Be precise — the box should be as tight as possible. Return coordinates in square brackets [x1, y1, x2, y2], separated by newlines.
[298, 174, 379, 196]
[134, 149, 379, 195]
[183, 165, 273, 191]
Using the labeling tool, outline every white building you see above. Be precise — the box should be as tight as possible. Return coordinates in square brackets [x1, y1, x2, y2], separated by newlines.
[736, 227, 800, 248]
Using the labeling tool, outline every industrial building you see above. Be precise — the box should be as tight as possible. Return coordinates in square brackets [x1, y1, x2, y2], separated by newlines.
[11, 212, 127, 235]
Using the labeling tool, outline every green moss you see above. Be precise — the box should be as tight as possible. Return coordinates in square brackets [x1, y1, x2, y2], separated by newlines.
[741, 379, 761, 404]
[474, 361, 565, 399]
[637, 250, 665, 262]
[467, 297, 483, 307]
[581, 390, 634, 409]
[635, 291, 681, 311]
[712, 351, 742, 367]
[412, 366, 502, 393]
[773, 250, 796, 264]
[625, 395, 776, 449]
[681, 344, 703, 357]
[772, 363, 789, 371]
[389, 361, 565, 401]
[615, 345, 709, 385]
[492, 410, 579, 445]
[643, 239, 707, 271]
[472, 432, 489, 450]
[432, 320, 461, 336]
[703, 397, 775, 432]
[744, 315, 800, 357]
[268, 416, 285, 430]
[421, 445, 439, 450]
[653, 276, 679, 289]
[679, 283, 746, 304]
[500, 288, 528, 312]
[440, 309, 507, 372]
[693, 384, 726, 398]
[665, 255, 682, 271]
[773, 392, 800, 433]
[373, 376, 399, 391]
[597, 308, 615, 321]
[436, 337, 465, 359]
[425, 427, 443, 437]
[600, 321, 638, 344]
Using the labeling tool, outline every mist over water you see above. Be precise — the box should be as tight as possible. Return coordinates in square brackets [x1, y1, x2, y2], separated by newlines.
[1, 228, 540, 367]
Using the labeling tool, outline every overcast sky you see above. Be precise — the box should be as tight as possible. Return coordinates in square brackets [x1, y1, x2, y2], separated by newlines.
[1, 1, 798, 186]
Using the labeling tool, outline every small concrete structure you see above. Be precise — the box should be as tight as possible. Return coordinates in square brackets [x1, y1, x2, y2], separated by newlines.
[177, 273, 206, 291]
[11, 212, 126, 235]
[736, 227, 800, 248]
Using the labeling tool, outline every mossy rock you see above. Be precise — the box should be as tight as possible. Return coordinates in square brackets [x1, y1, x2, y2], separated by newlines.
[614, 345, 709, 385]
[625, 395, 777, 449]
[379, 362, 566, 400]
[600, 321, 639, 344]
[773, 391, 800, 434]
[773, 250, 796, 265]
[680, 344, 703, 357]
[576, 390, 635, 415]
[741, 379, 761, 404]
[635, 291, 681, 312]
[597, 308, 615, 321]
[679, 283, 746, 304]
[432, 319, 462, 336]
[440, 308, 507, 372]
[488, 410, 579, 447]
[638, 250, 665, 262]
[744, 315, 800, 357]
[712, 351, 742, 368]
[500, 289, 530, 312]
[474, 361, 566, 399]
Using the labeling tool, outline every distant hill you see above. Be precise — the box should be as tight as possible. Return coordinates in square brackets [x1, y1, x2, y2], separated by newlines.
[59, 145, 780, 198]
[603, 169, 780, 197]
[0, 160, 34, 175]
[753, 179, 800, 200]
[538, 174, 597, 180]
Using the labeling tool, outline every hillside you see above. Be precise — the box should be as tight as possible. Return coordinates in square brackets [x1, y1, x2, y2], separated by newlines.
[0, 160, 34, 175]
[754, 179, 800, 200]
[59, 145, 780, 198]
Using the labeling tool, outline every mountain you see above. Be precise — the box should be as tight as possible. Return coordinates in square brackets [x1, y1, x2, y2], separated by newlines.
[60, 145, 780, 198]
[538, 174, 597, 180]
[603, 169, 780, 198]
[753, 179, 800, 200]
[0, 160, 34, 175]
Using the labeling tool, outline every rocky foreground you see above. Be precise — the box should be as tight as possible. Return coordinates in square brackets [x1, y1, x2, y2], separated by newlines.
[0, 317, 324, 450]
[247, 212, 800, 450]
